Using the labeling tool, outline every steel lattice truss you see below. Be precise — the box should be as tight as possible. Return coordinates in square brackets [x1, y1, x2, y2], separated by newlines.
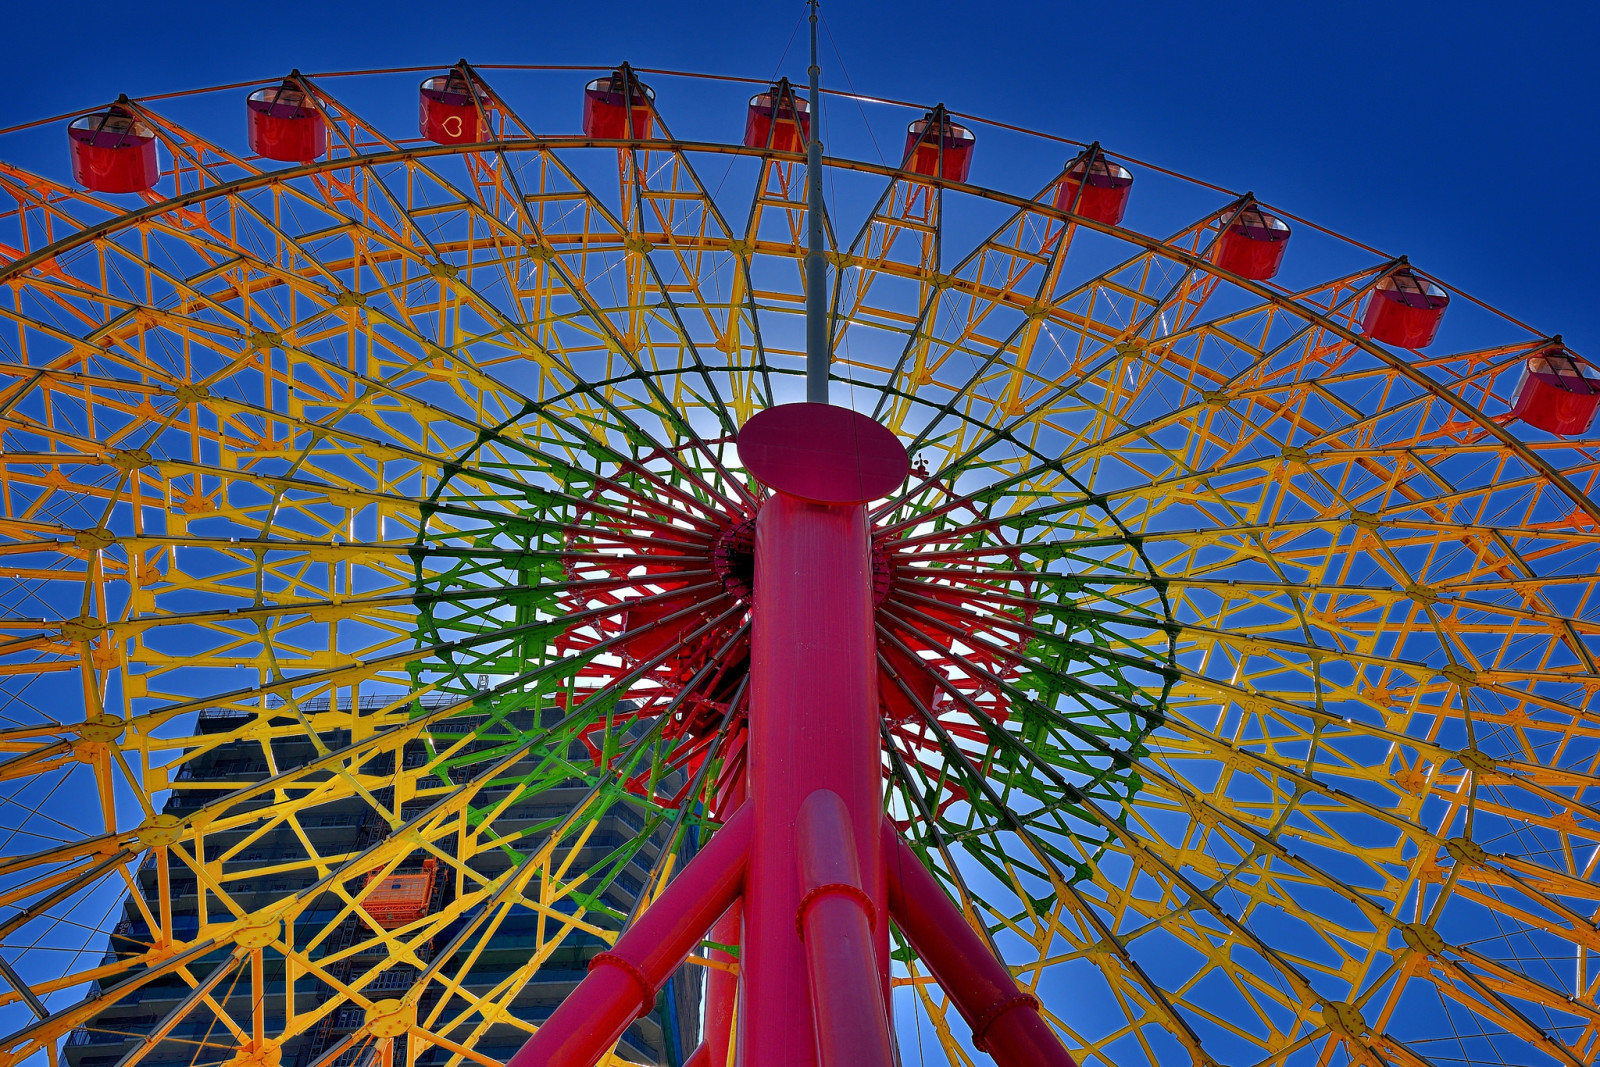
[0, 62, 1597, 1067]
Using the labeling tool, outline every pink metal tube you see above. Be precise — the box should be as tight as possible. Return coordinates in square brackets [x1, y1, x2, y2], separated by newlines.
[797, 789, 895, 1067]
[704, 777, 746, 1067]
[885, 824, 1078, 1067]
[704, 902, 741, 1066]
[503, 807, 753, 1067]
[743, 490, 887, 1067]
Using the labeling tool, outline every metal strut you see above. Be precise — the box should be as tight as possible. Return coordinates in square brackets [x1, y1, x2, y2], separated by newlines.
[500, 12, 1082, 1067]
[804, 0, 829, 405]
[503, 402, 1079, 1067]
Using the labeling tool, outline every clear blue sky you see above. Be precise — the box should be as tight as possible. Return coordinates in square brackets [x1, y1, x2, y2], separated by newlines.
[0, 1, 1592, 1052]
[1, 0, 1594, 351]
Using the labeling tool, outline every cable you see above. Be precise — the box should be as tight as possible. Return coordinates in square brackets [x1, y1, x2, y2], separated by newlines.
[821, 11, 886, 166]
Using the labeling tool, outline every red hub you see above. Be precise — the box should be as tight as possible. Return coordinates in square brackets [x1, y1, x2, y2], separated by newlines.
[548, 437, 1033, 812]
[509, 404, 1078, 1067]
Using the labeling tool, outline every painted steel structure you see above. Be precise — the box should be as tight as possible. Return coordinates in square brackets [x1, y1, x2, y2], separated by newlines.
[0, 51, 1595, 1067]
[59, 700, 697, 1067]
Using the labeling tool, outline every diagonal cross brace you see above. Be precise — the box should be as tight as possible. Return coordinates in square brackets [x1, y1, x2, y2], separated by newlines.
[504, 807, 751, 1067]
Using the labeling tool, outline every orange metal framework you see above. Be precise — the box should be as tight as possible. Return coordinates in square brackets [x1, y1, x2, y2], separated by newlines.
[0, 56, 1594, 1067]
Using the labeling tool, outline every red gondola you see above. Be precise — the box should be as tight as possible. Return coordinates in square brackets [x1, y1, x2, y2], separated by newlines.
[419, 72, 485, 146]
[1362, 268, 1449, 348]
[361, 858, 438, 929]
[1213, 205, 1291, 281]
[1053, 152, 1133, 226]
[68, 106, 158, 194]
[903, 110, 974, 182]
[583, 69, 655, 139]
[246, 80, 326, 163]
[744, 81, 810, 152]
[1509, 348, 1600, 437]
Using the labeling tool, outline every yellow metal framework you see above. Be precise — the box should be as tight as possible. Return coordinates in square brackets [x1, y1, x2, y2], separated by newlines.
[0, 62, 1595, 1067]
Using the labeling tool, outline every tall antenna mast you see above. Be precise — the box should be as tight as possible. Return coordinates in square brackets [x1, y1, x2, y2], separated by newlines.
[805, 0, 829, 404]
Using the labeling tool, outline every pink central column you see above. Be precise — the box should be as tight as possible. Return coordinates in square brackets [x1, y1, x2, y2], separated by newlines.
[737, 404, 908, 1067]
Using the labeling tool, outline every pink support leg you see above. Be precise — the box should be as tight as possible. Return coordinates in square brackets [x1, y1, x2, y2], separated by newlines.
[797, 789, 895, 1067]
[704, 777, 746, 1067]
[885, 824, 1078, 1067]
[503, 807, 753, 1067]
[735, 403, 909, 1067]
[703, 902, 740, 1066]
[741, 463, 895, 1064]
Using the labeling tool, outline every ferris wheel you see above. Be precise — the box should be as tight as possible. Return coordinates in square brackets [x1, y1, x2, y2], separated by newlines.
[0, 30, 1597, 1067]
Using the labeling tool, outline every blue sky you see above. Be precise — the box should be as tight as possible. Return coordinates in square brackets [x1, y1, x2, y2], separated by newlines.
[0, 2, 1593, 1057]
[2, 0, 1595, 354]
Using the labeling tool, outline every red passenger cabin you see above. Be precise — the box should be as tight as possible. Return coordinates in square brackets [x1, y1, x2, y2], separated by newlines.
[247, 79, 326, 163]
[583, 69, 655, 139]
[362, 858, 438, 929]
[1362, 268, 1449, 348]
[1054, 150, 1133, 226]
[903, 110, 975, 183]
[68, 105, 158, 194]
[1509, 347, 1600, 437]
[744, 80, 810, 152]
[419, 72, 486, 145]
[1214, 205, 1291, 281]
